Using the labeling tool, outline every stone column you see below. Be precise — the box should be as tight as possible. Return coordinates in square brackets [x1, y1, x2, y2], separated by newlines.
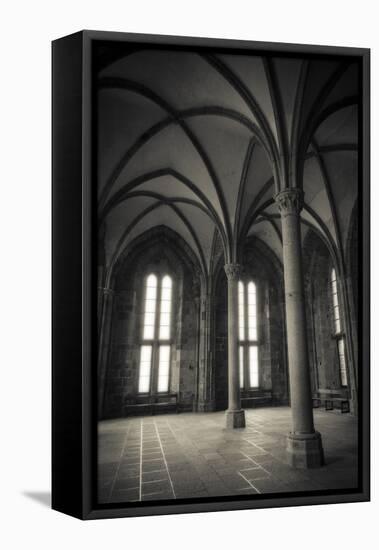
[98, 287, 114, 418]
[197, 292, 215, 412]
[193, 289, 201, 412]
[275, 189, 324, 468]
[224, 263, 246, 428]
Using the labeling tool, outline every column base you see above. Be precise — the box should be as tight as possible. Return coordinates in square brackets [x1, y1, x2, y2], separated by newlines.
[286, 431, 324, 469]
[225, 409, 246, 429]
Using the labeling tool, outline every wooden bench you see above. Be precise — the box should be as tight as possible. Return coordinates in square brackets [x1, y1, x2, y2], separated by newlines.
[313, 389, 350, 413]
[241, 390, 272, 408]
[124, 394, 178, 416]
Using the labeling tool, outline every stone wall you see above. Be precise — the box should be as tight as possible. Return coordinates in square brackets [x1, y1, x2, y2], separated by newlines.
[101, 229, 200, 419]
[213, 238, 288, 410]
[303, 230, 347, 393]
[98, 224, 358, 420]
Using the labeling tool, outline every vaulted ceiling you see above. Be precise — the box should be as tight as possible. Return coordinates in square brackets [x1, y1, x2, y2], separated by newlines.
[97, 47, 359, 284]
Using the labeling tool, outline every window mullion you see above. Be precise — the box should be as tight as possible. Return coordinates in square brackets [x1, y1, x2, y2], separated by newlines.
[243, 345, 248, 391]
[244, 284, 249, 389]
[150, 344, 156, 397]
[153, 276, 162, 394]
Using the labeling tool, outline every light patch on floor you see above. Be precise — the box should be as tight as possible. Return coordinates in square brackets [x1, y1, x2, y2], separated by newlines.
[97, 407, 358, 504]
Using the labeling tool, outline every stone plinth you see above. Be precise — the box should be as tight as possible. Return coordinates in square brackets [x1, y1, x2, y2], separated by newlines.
[286, 431, 324, 469]
[225, 409, 246, 429]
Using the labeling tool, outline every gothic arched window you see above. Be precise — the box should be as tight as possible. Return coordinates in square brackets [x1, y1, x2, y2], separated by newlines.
[238, 280, 259, 389]
[330, 268, 348, 387]
[138, 273, 173, 394]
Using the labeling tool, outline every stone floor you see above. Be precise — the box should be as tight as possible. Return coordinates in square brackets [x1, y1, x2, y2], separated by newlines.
[97, 407, 358, 504]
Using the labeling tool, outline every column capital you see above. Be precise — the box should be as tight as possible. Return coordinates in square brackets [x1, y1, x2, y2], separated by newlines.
[98, 286, 114, 297]
[224, 263, 243, 281]
[275, 188, 304, 216]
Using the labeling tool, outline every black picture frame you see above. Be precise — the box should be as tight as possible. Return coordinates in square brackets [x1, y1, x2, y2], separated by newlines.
[52, 30, 370, 520]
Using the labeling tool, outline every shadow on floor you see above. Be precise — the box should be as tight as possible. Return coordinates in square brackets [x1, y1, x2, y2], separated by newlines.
[22, 491, 51, 508]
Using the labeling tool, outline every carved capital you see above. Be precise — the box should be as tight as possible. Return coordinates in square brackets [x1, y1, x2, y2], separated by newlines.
[275, 188, 304, 216]
[224, 263, 243, 281]
[99, 286, 114, 297]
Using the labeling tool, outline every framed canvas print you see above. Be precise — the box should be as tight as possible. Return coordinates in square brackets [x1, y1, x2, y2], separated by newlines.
[52, 30, 370, 520]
